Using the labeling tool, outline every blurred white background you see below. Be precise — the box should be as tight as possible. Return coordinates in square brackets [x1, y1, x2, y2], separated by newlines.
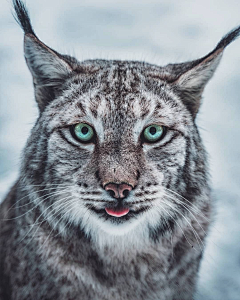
[1, 0, 240, 299]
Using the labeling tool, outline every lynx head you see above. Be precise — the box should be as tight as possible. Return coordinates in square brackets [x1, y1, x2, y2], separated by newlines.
[13, 0, 240, 247]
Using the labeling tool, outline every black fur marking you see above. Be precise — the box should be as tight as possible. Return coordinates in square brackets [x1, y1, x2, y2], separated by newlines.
[198, 26, 240, 65]
[81, 191, 101, 195]
[12, 0, 35, 36]
[148, 216, 175, 243]
[151, 132, 180, 152]
[135, 191, 157, 197]
[58, 130, 81, 150]
[95, 170, 101, 182]
[215, 25, 240, 51]
[136, 170, 140, 181]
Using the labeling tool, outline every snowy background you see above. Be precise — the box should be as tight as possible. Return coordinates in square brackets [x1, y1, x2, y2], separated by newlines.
[1, 0, 240, 299]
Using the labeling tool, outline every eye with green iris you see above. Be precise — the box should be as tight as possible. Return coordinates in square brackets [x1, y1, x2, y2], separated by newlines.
[71, 123, 95, 143]
[143, 124, 165, 143]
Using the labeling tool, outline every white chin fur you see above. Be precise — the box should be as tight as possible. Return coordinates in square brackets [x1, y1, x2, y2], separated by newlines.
[64, 199, 166, 252]
[82, 214, 151, 254]
[93, 215, 140, 236]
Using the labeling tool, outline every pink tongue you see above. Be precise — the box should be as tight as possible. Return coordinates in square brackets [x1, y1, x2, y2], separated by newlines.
[105, 208, 130, 217]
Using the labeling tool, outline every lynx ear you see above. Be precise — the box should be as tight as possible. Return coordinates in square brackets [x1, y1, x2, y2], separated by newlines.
[23, 35, 74, 110]
[24, 35, 73, 87]
[169, 26, 240, 118]
[13, 0, 74, 111]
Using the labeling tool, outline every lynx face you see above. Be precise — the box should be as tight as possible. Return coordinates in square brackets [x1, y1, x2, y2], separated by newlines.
[22, 60, 202, 244]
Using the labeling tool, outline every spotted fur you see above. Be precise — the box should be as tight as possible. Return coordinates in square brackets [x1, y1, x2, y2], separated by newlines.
[1, 1, 240, 299]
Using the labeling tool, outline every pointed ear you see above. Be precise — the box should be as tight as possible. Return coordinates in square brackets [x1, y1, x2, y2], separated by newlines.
[13, 0, 75, 111]
[169, 26, 240, 118]
[24, 34, 74, 110]
[172, 50, 222, 117]
[24, 35, 73, 86]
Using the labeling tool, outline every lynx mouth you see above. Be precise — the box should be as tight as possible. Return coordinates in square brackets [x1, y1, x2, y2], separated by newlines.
[89, 205, 149, 222]
[105, 207, 130, 217]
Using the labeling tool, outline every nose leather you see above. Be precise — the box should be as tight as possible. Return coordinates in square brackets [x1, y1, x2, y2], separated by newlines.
[104, 183, 132, 199]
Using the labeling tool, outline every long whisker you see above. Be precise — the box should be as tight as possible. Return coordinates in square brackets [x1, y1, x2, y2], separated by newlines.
[18, 196, 70, 243]
[20, 196, 75, 247]
[6, 185, 69, 215]
[5, 188, 70, 221]
[160, 199, 204, 251]
[154, 202, 196, 250]
[16, 188, 69, 210]
[163, 191, 208, 237]
[161, 190, 223, 266]
[37, 201, 78, 252]
[166, 190, 203, 212]
[164, 188, 209, 217]
[21, 183, 70, 188]
[164, 187, 222, 236]
[46, 198, 90, 242]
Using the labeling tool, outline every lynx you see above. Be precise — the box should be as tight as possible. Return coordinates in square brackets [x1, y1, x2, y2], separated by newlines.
[0, 0, 239, 299]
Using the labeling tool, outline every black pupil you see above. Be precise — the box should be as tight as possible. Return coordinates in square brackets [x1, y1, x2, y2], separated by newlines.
[81, 127, 89, 135]
[149, 127, 157, 135]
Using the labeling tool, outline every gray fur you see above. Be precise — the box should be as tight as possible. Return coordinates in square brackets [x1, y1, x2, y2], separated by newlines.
[1, 1, 240, 299]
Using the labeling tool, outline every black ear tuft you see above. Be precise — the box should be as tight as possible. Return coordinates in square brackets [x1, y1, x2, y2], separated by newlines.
[12, 0, 76, 112]
[215, 25, 240, 51]
[12, 0, 35, 36]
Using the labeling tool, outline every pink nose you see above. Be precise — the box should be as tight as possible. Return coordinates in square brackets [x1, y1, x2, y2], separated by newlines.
[104, 183, 132, 199]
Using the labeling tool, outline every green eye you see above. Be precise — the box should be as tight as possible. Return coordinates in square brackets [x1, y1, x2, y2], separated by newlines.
[143, 125, 164, 143]
[72, 123, 94, 142]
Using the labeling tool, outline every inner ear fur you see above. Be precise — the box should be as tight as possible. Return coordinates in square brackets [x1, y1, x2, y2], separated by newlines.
[24, 34, 75, 110]
[167, 25, 240, 118]
[171, 50, 223, 117]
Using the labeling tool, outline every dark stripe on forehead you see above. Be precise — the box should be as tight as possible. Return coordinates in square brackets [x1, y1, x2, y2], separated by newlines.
[90, 107, 98, 119]
[138, 96, 150, 119]
[63, 76, 101, 110]
[89, 94, 101, 119]
[75, 101, 86, 115]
